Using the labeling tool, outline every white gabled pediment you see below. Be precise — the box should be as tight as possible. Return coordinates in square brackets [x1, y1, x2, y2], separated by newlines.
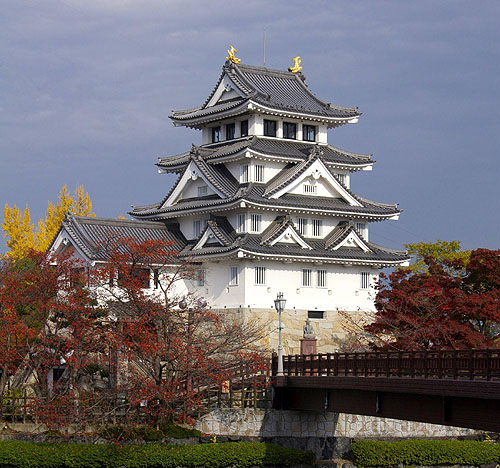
[270, 226, 312, 250]
[269, 158, 362, 207]
[50, 228, 92, 263]
[193, 226, 224, 250]
[333, 230, 371, 252]
[162, 160, 224, 208]
[206, 75, 246, 107]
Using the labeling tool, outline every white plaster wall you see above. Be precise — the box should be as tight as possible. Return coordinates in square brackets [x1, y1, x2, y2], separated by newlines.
[293, 215, 339, 239]
[177, 215, 210, 240]
[200, 261, 246, 308]
[180, 180, 215, 200]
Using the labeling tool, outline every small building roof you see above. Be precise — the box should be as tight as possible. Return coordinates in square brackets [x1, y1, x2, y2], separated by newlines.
[49, 216, 187, 262]
[170, 61, 360, 126]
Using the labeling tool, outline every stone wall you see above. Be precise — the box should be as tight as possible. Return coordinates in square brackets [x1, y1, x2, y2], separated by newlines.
[195, 408, 479, 439]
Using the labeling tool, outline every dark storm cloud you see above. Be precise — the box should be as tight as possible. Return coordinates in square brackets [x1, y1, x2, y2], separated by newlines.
[1, 0, 499, 251]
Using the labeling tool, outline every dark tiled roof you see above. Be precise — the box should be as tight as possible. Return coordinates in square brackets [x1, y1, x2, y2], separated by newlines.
[180, 216, 408, 265]
[170, 62, 360, 123]
[260, 214, 311, 248]
[157, 138, 372, 172]
[51, 216, 187, 261]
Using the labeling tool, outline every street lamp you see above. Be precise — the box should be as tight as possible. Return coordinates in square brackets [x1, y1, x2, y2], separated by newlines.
[274, 292, 286, 376]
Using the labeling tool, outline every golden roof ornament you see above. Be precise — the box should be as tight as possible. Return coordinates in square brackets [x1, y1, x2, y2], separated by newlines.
[288, 56, 302, 73]
[226, 45, 241, 64]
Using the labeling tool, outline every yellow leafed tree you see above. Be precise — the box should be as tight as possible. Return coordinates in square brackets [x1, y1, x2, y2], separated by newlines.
[2, 205, 35, 259]
[3, 185, 95, 259]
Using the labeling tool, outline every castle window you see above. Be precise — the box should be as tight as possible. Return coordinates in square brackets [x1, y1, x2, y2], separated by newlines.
[337, 174, 347, 186]
[229, 266, 239, 286]
[250, 214, 262, 233]
[283, 122, 296, 139]
[302, 268, 312, 287]
[236, 213, 246, 233]
[317, 269, 327, 288]
[212, 126, 221, 143]
[226, 123, 235, 140]
[240, 120, 248, 137]
[153, 269, 160, 289]
[240, 164, 249, 183]
[255, 266, 266, 285]
[312, 219, 323, 237]
[197, 186, 208, 197]
[264, 119, 277, 137]
[355, 222, 367, 239]
[254, 164, 264, 182]
[297, 217, 308, 236]
[303, 184, 316, 194]
[196, 269, 206, 287]
[308, 310, 324, 319]
[193, 219, 206, 237]
[303, 124, 316, 142]
[361, 272, 370, 290]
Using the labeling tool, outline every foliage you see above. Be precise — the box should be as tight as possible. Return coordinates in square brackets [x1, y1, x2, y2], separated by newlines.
[365, 248, 500, 350]
[99, 423, 202, 441]
[0, 440, 315, 468]
[2, 204, 35, 260]
[352, 439, 500, 467]
[404, 239, 470, 274]
[3, 185, 94, 259]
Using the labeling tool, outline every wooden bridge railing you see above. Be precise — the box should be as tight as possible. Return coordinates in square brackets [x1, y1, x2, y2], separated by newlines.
[271, 349, 500, 381]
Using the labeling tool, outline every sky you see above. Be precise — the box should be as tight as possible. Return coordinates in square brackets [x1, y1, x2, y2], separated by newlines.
[1, 0, 499, 254]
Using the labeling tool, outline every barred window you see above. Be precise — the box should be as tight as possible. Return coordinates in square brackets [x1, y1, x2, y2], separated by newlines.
[212, 126, 221, 143]
[250, 214, 262, 233]
[283, 122, 297, 139]
[196, 269, 206, 287]
[312, 219, 323, 237]
[240, 120, 248, 137]
[303, 184, 317, 194]
[226, 123, 235, 140]
[193, 219, 205, 237]
[229, 266, 239, 286]
[303, 124, 316, 142]
[254, 164, 264, 182]
[297, 217, 308, 236]
[361, 272, 370, 290]
[302, 268, 312, 287]
[317, 269, 327, 288]
[255, 266, 266, 285]
[263, 119, 277, 137]
[356, 222, 367, 239]
[240, 164, 249, 183]
[337, 174, 346, 185]
[197, 185, 208, 197]
[236, 213, 246, 233]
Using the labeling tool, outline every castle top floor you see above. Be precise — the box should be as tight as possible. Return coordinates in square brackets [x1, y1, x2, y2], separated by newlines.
[170, 58, 361, 147]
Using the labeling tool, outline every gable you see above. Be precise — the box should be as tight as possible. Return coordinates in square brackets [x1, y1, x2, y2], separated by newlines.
[206, 75, 246, 108]
[332, 230, 371, 252]
[162, 160, 225, 208]
[270, 225, 312, 249]
[269, 158, 362, 207]
[192, 226, 225, 250]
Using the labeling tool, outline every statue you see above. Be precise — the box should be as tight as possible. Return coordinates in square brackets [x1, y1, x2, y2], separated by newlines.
[303, 318, 315, 339]
[226, 45, 241, 64]
[288, 56, 302, 73]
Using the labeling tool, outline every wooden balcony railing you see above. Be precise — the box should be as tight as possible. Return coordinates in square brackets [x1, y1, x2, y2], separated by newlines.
[271, 349, 500, 381]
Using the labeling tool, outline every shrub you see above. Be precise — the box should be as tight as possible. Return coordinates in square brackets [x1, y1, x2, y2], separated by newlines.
[352, 439, 500, 467]
[0, 440, 315, 468]
[158, 422, 202, 439]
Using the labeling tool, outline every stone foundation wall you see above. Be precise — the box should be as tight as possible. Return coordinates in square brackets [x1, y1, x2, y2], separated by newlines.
[195, 408, 479, 439]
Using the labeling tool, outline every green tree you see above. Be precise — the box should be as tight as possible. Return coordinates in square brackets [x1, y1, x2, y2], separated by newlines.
[403, 239, 470, 274]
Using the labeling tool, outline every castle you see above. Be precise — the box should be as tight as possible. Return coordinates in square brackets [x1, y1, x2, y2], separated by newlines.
[51, 51, 409, 353]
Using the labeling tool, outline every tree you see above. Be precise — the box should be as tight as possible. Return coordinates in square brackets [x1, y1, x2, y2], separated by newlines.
[1, 237, 266, 431]
[364, 248, 500, 350]
[2, 205, 35, 260]
[3, 185, 95, 259]
[403, 239, 470, 274]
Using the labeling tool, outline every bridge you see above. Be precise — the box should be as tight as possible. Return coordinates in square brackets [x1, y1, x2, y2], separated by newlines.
[272, 349, 500, 432]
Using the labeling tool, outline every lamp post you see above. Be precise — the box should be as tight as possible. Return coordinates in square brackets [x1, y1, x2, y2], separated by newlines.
[274, 292, 286, 376]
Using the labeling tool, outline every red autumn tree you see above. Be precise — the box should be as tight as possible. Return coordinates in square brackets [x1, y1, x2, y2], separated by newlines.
[1, 237, 266, 431]
[92, 237, 267, 424]
[365, 248, 500, 350]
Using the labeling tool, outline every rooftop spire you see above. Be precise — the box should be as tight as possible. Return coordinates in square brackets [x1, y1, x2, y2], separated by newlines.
[226, 45, 241, 64]
[288, 56, 302, 73]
